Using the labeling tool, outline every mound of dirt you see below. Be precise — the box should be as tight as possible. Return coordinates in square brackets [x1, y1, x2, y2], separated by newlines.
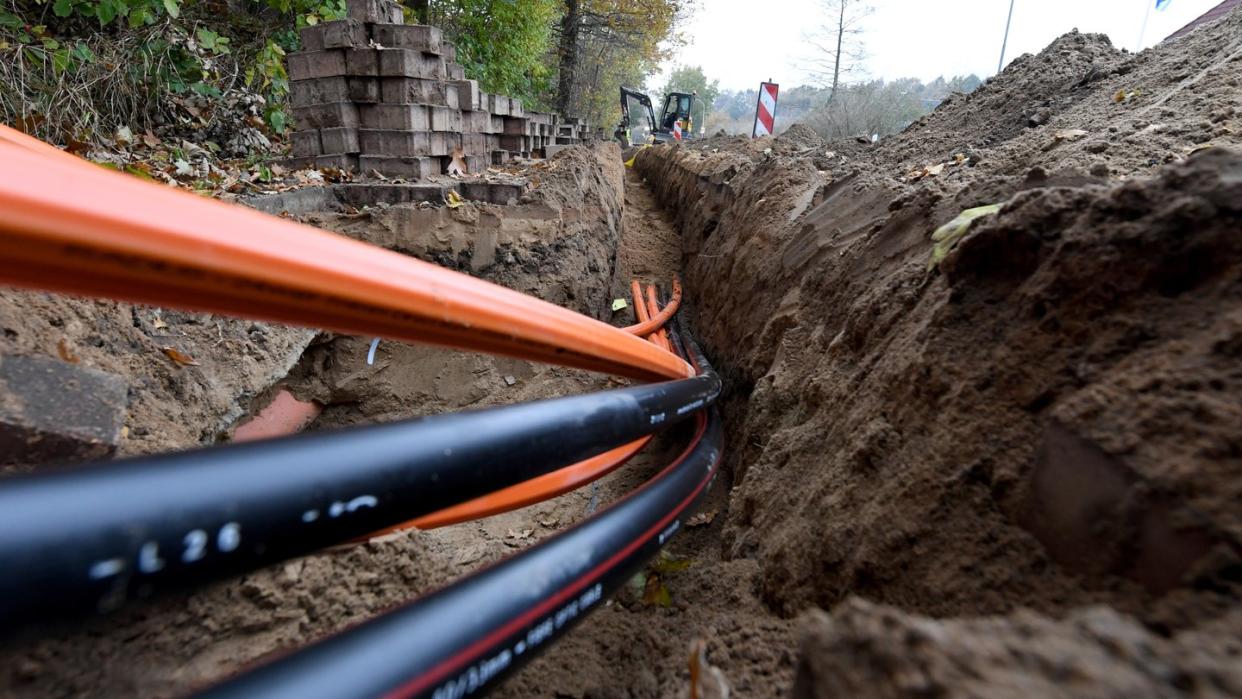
[794, 598, 1242, 698]
[875, 8, 1242, 178]
[635, 6, 1242, 693]
[879, 30, 1128, 168]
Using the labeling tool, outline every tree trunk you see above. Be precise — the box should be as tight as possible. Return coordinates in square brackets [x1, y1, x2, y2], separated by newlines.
[556, 0, 581, 117]
[829, 0, 845, 103]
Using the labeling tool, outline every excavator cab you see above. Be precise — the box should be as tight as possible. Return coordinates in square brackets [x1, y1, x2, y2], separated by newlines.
[616, 87, 696, 147]
[658, 92, 696, 138]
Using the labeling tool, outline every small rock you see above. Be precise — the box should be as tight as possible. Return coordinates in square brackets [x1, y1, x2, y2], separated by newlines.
[14, 658, 42, 682]
[503, 375, 517, 386]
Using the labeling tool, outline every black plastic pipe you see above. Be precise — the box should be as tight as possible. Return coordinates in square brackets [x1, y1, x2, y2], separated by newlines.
[0, 372, 720, 630]
[197, 337, 722, 699]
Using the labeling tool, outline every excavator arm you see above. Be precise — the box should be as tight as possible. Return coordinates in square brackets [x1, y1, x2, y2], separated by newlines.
[617, 86, 657, 147]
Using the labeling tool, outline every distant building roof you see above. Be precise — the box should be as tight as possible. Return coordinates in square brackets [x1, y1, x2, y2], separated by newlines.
[1165, 0, 1241, 41]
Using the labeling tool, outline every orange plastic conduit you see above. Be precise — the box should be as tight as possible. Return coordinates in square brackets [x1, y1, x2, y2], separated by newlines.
[645, 284, 672, 351]
[372, 279, 686, 534]
[0, 135, 691, 382]
[624, 278, 681, 336]
[630, 279, 651, 327]
[369, 436, 652, 533]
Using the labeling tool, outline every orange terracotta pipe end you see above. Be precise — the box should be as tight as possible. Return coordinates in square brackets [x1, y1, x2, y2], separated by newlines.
[232, 390, 323, 442]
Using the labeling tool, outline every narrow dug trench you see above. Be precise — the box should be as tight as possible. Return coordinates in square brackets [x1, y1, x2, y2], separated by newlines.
[4, 15, 1242, 697]
[0, 141, 790, 698]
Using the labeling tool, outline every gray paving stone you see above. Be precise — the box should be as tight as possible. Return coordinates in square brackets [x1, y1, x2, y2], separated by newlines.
[0, 355, 128, 468]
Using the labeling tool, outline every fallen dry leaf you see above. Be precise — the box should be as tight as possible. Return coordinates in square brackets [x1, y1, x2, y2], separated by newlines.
[56, 338, 79, 364]
[161, 346, 200, 366]
[686, 511, 716, 528]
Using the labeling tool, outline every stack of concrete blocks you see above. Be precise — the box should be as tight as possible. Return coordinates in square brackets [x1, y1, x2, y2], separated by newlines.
[555, 117, 590, 146]
[285, 0, 594, 178]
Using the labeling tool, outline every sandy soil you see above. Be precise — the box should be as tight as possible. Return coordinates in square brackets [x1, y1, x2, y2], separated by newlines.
[4, 8, 1242, 698]
[0, 296, 315, 467]
[634, 6, 1242, 695]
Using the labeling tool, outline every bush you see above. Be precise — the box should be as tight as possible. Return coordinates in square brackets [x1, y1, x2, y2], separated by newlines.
[0, 0, 339, 145]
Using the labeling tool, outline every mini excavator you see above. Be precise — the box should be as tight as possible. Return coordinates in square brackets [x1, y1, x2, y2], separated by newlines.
[615, 87, 697, 147]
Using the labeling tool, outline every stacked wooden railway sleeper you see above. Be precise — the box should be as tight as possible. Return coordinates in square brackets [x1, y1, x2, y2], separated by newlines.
[284, 0, 594, 180]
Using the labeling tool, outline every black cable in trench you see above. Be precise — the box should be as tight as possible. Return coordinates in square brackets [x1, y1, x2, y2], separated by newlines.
[0, 371, 719, 630]
[196, 336, 723, 699]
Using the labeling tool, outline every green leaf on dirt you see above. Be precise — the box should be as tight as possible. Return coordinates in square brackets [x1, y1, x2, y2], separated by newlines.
[52, 0, 73, 17]
[72, 41, 94, 63]
[642, 573, 672, 607]
[95, 0, 116, 25]
[651, 551, 693, 575]
[929, 204, 1002, 270]
[611, 298, 628, 312]
[162, 0, 179, 18]
[124, 164, 154, 180]
[266, 109, 288, 133]
[52, 47, 71, 74]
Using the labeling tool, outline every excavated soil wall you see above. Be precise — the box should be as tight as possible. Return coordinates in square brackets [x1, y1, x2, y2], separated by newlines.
[277, 141, 626, 428]
[637, 9, 1242, 695]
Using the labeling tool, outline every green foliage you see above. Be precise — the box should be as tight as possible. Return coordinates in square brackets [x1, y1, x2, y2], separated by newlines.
[246, 38, 289, 131]
[558, 0, 689, 128]
[2, 0, 687, 148]
[0, 0, 344, 144]
[418, 0, 558, 107]
[4, 0, 181, 30]
[275, 0, 345, 28]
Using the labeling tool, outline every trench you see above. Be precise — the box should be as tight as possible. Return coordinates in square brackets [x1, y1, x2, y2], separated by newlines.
[0, 142, 794, 698]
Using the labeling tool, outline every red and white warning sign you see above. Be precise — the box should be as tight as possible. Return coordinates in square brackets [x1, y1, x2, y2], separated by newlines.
[752, 81, 779, 137]
[673, 119, 683, 140]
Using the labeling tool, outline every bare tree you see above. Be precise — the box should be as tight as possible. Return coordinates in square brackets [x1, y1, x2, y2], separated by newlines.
[803, 0, 873, 102]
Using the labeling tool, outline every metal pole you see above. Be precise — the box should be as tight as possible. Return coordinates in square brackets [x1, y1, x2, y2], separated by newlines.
[1136, 0, 1153, 51]
[997, 0, 1016, 74]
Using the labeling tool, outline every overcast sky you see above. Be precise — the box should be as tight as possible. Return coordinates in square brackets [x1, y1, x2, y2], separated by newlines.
[655, 0, 1223, 92]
